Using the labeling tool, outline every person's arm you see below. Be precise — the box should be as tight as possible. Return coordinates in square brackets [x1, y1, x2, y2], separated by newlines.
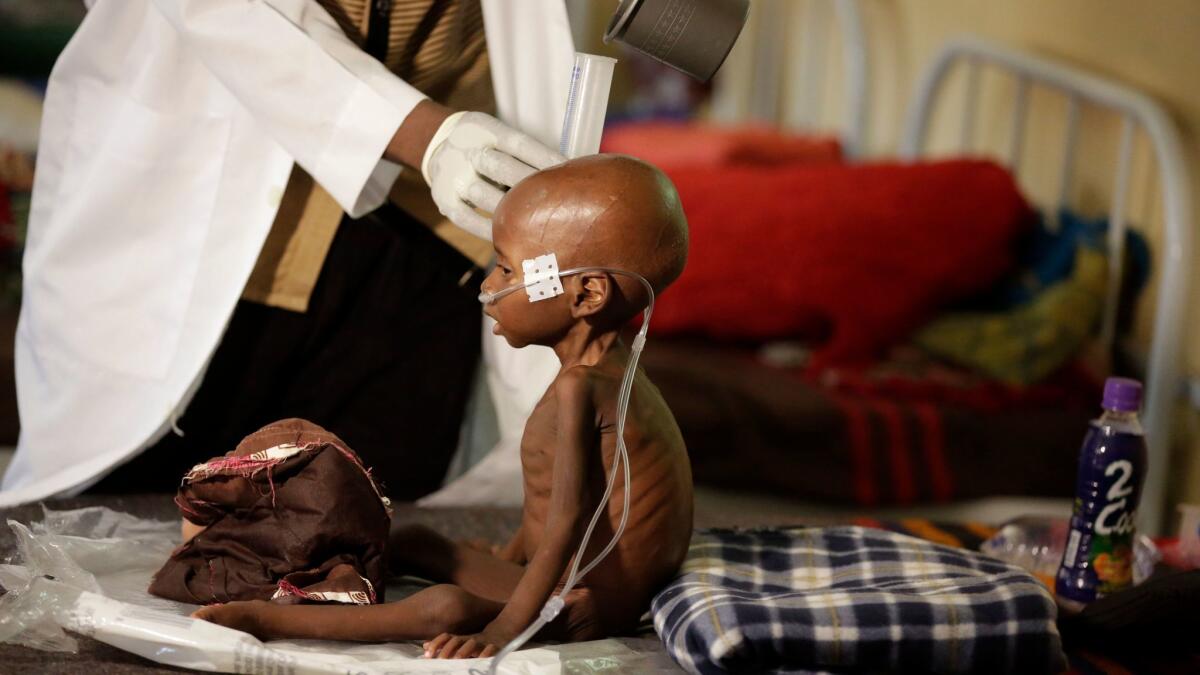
[385, 99, 452, 170]
[428, 369, 595, 657]
[149, 0, 426, 217]
[460, 521, 526, 563]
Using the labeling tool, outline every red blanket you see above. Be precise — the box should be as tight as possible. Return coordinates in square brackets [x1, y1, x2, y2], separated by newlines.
[642, 340, 1093, 507]
[600, 122, 842, 169]
[652, 160, 1033, 366]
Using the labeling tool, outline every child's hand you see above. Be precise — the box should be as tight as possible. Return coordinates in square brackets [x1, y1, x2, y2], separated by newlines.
[423, 622, 516, 659]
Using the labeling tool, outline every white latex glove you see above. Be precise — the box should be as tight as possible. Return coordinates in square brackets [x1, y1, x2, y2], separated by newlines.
[421, 111, 566, 240]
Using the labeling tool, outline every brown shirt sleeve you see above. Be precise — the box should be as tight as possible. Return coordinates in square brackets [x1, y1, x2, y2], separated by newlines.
[242, 0, 495, 313]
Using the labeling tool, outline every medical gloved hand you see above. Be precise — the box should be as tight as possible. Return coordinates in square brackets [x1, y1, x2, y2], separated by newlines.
[421, 112, 565, 240]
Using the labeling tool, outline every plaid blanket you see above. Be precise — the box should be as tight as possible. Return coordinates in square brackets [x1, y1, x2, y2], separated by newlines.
[652, 526, 1066, 674]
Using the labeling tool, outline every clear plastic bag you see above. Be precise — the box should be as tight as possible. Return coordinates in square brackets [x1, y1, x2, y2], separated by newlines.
[0, 505, 187, 654]
[0, 506, 678, 674]
[981, 516, 1160, 590]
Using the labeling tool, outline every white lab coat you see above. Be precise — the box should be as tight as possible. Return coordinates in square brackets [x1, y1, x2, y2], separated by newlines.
[0, 0, 572, 505]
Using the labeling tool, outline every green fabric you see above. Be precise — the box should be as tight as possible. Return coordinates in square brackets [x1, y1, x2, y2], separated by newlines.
[914, 246, 1106, 385]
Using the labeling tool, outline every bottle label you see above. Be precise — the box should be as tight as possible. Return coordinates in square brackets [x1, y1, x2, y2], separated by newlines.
[1063, 529, 1081, 566]
[1056, 425, 1145, 604]
[1088, 459, 1136, 592]
[1094, 460, 1136, 536]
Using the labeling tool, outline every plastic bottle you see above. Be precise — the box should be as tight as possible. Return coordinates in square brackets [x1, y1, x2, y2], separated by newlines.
[1055, 377, 1147, 610]
[1176, 503, 1200, 568]
[982, 516, 1159, 591]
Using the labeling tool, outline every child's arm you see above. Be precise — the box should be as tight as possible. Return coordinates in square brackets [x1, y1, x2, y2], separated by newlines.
[495, 523, 527, 563]
[460, 524, 524, 563]
[491, 370, 594, 629]
[427, 368, 596, 658]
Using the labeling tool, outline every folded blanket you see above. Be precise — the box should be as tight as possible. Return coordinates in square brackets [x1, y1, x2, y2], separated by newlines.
[914, 246, 1107, 385]
[912, 208, 1152, 385]
[652, 526, 1066, 674]
[148, 419, 393, 606]
[962, 209, 1150, 312]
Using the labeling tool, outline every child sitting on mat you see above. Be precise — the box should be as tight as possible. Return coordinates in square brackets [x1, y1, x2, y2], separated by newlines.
[193, 154, 693, 659]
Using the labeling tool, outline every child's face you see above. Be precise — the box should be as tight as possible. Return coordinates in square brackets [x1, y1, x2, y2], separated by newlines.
[480, 203, 575, 349]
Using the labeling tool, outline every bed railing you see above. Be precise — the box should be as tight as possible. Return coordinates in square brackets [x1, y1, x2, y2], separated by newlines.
[709, 0, 868, 158]
[899, 36, 1193, 535]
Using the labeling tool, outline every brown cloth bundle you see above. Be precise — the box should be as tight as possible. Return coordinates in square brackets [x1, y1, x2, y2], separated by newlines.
[149, 419, 392, 606]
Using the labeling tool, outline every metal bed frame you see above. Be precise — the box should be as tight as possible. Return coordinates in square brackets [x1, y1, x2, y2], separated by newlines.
[899, 36, 1193, 535]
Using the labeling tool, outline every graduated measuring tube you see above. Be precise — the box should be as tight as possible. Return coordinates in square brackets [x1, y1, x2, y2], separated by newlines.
[560, 52, 617, 158]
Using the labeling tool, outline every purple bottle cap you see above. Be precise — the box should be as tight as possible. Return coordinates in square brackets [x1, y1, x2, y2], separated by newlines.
[1102, 377, 1142, 412]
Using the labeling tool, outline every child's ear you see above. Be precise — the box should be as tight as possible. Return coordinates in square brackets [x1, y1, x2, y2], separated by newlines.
[569, 272, 611, 319]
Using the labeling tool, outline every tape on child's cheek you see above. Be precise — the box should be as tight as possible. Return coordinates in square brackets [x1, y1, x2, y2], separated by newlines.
[522, 253, 563, 302]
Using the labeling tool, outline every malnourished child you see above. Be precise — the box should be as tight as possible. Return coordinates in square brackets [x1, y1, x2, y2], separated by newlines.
[194, 154, 694, 660]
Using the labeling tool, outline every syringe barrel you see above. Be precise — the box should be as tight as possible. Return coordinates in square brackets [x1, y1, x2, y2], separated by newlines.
[560, 52, 617, 158]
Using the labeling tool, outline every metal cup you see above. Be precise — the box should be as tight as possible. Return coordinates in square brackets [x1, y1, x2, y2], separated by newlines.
[604, 0, 750, 82]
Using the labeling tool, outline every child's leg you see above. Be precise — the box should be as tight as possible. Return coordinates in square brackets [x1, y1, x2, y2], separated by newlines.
[193, 584, 503, 642]
[389, 523, 524, 603]
[197, 525, 529, 642]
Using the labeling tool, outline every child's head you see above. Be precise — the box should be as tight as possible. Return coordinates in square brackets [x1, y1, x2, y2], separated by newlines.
[482, 154, 688, 348]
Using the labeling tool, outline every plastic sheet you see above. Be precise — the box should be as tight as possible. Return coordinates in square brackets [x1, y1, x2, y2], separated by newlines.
[1177, 503, 1200, 568]
[981, 515, 1161, 589]
[0, 506, 681, 674]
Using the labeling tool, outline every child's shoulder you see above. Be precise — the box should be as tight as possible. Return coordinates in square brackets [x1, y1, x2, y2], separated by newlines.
[553, 363, 622, 408]
[554, 364, 598, 400]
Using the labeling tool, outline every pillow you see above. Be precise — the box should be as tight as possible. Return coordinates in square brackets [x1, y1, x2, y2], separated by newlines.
[600, 121, 842, 169]
[651, 159, 1033, 366]
[654, 527, 1066, 674]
